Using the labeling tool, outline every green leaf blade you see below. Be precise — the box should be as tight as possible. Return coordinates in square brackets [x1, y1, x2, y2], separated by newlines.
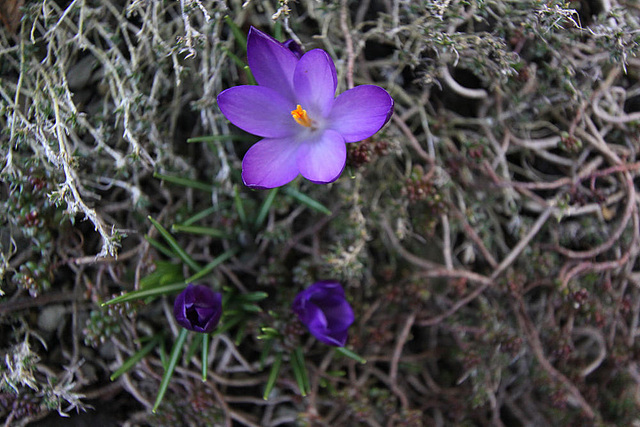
[153, 172, 212, 193]
[110, 335, 162, 381]
[335, 346, 367, 364]
[152, 328, 189, 413]
[102, 283, 187, 306]
[284, 187, 332, 215]
[148, 216, 201, 273]
[263, 352, 283, 400]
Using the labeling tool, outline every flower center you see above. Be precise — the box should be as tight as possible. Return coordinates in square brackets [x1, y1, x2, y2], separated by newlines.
[291, 105, 313, 128]
[186, 306, 201, 325]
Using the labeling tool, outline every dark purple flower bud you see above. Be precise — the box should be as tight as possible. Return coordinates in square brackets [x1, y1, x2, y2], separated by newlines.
[292, 281, 354, 347]
[282, 39, 304, 59]
[173, 284, 222, 333]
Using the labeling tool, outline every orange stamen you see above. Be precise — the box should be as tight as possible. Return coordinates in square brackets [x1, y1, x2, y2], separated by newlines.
[291, 105, 313, 128]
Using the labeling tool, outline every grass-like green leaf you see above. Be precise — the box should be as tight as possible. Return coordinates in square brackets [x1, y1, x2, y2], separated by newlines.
[202, 333, 209, 382]
[241, 291, 269, 302]
[187, 134, 254, 143]
[221, 45, 247, 69]
[291, 347, 310, 396]
[243, 65, 257, 85]
[295, 347, 310, 394]
[335, 347, 367, 364]
[184, 248, 238, 284]
[283, 187, 332, 215]
[180, 205, 220, 226]
[241, 303, 262, 313]
[273, 21, 283, 42]
[186, 333, 202, 361]
[152, 328, 188, 413]
[258, 327, 281, 339]
[224, 15, 247, 52]
[214, 315, 243, 336]
[148, 216, 201, 272]
[139, 261, 183, 289]
[263, 352, 282, 400]
[159, 339, 168, 370]
[259, 339, 273, 370]
[153, 172, 212, 193]
[233, 185, 247, 226]
[102, 283, 187, 306]
[110, 335, 162, 381]
[234, 321, 246, 345]
[172, 224, 228, 238]
[290, 355, 304, 396]
[144, 236, 175, 259]
[255, 188, 279, 228]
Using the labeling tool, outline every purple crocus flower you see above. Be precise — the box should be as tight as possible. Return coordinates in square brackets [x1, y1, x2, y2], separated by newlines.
[217, 27, 394, 189]
[292, 281, 355, 347]
[173, 284, 222, 333]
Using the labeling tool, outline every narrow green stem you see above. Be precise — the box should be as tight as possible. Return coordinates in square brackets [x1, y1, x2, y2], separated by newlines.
[201, 333, 209, 382]
[152, 328, 188, 413]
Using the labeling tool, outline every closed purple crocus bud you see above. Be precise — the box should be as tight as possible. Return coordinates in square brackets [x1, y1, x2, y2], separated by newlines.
[282, 39, 304, 59]
[173, 284, 222, 333]
[292, 281, 354, 347]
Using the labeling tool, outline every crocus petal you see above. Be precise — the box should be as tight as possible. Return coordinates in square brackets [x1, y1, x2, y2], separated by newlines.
[195, 305, 215, 321]
[182, 286, 196, 305]
[312, 281, 345, 297]
[301, 302, 328, 331]
[247, 27, 298, 102]
[173, 289, 188, 323]
[328, 85, 394, 142]
[242, 136, 302, 188]
[173, 284, 222, 333]
[296, 130, 346, 184]
[293, 49, 337, 117]
[192, 285, 214, 303]
[315, 329, 348, 347]
[217, 86, 296, 138]
[318, 296, 354, 331]
[201, 298, 222, 332]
